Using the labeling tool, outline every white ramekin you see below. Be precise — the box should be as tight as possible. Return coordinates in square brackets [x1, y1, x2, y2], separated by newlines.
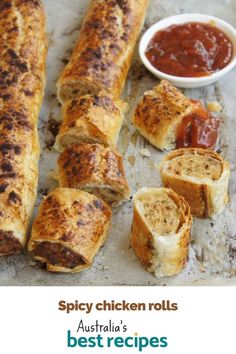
[139, 13, 236, 88]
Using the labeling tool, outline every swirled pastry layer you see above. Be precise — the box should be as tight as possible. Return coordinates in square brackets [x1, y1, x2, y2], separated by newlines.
[160, 148, 230, 217]
[131, 187, 192, 277]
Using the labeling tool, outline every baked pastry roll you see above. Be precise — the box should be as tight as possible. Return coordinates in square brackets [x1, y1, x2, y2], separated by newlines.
[55, 94, 127, 151]
[160, 148, 230, 218]
[58, 143, 130, 206]
[28, 188, 112, 273]
[131, 187, 192, 277]
[0, 0, 46, 255]
[57, 0, 148, 102]
[133, 80, 207, 150]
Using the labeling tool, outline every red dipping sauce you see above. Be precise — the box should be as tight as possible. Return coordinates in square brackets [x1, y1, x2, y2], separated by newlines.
[176, 102, 220, 149]
[146, 22, 233, 77]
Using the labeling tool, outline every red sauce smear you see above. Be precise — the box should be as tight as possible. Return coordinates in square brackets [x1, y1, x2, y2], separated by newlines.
[176, 102, 220, 149]
[146, 22, 233, 77]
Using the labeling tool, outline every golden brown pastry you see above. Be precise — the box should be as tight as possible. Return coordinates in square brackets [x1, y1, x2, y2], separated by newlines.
[0, 0, 46, 255]
[28, 188, 112, 273]
[160, 148, 230, 218]
[55, 94, 128, 151]
[58, 143, 130, 207]
[131, 187, 192, 277]
[133, 80, 206, 150]
[57, 0, 149, 102]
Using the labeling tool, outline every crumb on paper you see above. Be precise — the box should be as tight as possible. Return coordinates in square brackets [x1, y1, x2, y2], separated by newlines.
[48, 169, 59, 180]
[45, 114, 61, 149]
[127, 155, 135, 166]
[119, 125, 129, 155]
[140, 148, 151, 158]
[62, 23, 82, 36]
[207, 101, 222, 112]
[61, 57, 69, 65]
[47, 30, 55, 47]
[199, 263, 206, 273]
[147, 160, 158, 169]
[29, 260, 37, 267]
[39, 187, 49, 197]
[130, 131, 138, 145]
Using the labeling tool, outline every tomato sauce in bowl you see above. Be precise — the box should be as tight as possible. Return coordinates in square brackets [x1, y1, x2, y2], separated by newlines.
[145, 22, 233, 77]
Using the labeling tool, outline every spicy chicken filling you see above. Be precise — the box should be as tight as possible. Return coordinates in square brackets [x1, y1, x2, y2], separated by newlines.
[33, 242, 85, 269]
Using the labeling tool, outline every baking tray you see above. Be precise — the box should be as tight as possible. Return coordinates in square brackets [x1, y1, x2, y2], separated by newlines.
[1, 0, 236, 286]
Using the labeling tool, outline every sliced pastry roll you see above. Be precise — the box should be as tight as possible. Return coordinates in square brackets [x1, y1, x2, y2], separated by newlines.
[58, 143, 130, 207]
[57, 0, 148, 102]
[133, 80, 207, 150]
[28, 188, 112, 273]
[160, 148, 230, 218]
[131, 187, 192, 277]
[55, 94, 128, 151]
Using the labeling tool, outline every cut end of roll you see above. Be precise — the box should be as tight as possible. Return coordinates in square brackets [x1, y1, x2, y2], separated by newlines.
[0, 230, 23, 256]
[57, 79, 104, 106]
[131, 187, 192, 277]
[33, 241, 86, 270]
[160, 148, 230, 218]
[134, 189, 182, 235]
[162, 149, 223, 181]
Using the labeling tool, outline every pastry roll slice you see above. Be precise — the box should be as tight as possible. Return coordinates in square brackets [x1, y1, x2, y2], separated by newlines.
[57, 0, 148, 102]
[55, 94, 127, 151]
[28, 188, 112, 273]
[133, 80, 207, 150]
[160, 148, 230, 218]
[131, 187, 192, 277]
[58, 143, 130, 207]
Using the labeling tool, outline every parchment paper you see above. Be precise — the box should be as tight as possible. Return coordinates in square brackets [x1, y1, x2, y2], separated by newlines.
[0, 0, 236, 286]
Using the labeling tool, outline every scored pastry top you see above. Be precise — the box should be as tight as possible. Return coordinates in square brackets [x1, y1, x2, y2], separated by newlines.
[28, 187, 112, 257]
[0, 0, 47, 255]
[57, 0, 149, 101]
[55, 94, 127, 150]
[58, 143, 129, 193]
[28, 187, 112, 273]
